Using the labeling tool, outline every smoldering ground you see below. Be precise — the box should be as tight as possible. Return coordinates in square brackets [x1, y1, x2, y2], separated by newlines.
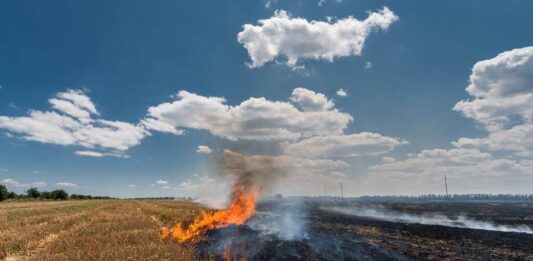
[194, 198, 533, 260]
[326, 205, 533, 234]
[196, 198, 411, 261]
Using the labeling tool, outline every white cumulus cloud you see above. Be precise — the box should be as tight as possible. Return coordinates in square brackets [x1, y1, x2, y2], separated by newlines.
[142, 88, 352, 141]
[237, 7, 398, 68]
[369, 148, 530, 178]
[453, 46, 533, 132]
[196, 145, 213, 154]
[290, 87, 334, 111]
[336, 88, 347, 97]
[0, 90, 148, 155]
[155, 180, 169, 185]
[452, 46, 533, 159]
[362, 46, 533, 195]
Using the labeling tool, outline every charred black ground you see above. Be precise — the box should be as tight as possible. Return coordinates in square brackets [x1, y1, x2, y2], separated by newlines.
[194, 199, 533, 260]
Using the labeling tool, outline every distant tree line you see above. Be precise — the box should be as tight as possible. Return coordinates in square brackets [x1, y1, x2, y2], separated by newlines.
[356, 194, 533, 202]
[126, 197, 192, 200]
[0, 185, 113, 201]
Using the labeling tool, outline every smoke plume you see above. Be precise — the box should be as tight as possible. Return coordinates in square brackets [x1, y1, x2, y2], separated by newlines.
[220, 149, 287, 195]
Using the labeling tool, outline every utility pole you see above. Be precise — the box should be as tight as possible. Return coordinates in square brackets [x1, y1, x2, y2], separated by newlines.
[324, 184, 327, 197]
[340, 182, 344, 200]
[444, 176, 449, 197]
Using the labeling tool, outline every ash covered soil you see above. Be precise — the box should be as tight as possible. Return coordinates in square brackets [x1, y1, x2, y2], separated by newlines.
[199, 199, 533, 260]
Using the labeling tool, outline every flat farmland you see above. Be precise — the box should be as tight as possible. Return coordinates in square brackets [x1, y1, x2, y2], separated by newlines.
[0, 200, 201, 260]
[2, 200, 533, 260]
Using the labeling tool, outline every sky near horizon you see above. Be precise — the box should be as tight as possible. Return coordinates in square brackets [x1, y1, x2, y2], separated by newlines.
[0, 0, 532, 200]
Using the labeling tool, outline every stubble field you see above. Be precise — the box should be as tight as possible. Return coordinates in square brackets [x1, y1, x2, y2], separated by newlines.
[0, 200, 201, 260]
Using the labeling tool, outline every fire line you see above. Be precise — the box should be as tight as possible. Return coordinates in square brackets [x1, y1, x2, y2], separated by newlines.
[161, 185, 258, 244]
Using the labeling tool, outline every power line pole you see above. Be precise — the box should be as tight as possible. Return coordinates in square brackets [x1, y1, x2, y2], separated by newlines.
[324, 184, 327, 197]
[444, 176, 449, 197]
[340, 182, 344, 200]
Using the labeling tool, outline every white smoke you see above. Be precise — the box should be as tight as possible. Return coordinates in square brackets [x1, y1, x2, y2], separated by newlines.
[247, 199, 307, 241]
[329, 206, 533, 234]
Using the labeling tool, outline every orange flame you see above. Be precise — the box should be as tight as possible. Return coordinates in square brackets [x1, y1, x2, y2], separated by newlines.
[161, 186, 258, 244]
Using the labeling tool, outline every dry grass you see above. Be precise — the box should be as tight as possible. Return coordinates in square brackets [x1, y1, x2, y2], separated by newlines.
[0, 200, 203, 260]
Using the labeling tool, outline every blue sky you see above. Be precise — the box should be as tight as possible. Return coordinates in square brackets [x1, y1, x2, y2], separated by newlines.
[1, 0, 532, 199]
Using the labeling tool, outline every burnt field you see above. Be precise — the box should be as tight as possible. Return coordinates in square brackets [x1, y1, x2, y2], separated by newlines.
[199, 199, 533, 260]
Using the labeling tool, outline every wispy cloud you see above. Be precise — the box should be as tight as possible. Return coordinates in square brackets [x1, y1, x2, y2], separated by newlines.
[56, 182, 78, 188]
[1, 178, 46, 187]
[264, 0, 277, 8]
[74, 150, 129, 158]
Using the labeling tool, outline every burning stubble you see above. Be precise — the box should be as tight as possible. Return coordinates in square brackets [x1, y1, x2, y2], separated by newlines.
[161, 185, 258, 244]
[161, 150, 287, 244]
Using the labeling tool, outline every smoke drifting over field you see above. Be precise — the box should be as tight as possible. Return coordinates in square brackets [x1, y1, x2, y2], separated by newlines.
[329, 206, 533, 234]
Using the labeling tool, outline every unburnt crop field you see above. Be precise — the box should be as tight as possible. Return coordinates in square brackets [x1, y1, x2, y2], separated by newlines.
[0, 200, 202, 260]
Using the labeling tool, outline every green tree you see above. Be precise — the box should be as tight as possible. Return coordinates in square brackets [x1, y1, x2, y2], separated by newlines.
[40, 191, 51, 199]
[26, 187, 41, 198]
[0, 185, 8, 201]
[7, 191, 17, 199]
[50, 190, 68, 200]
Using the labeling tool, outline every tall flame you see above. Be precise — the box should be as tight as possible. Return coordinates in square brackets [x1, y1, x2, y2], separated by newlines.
[161, 185, 258, 244]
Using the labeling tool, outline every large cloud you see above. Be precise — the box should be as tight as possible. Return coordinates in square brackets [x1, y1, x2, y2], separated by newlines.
[453, 123, 533, 158]
[362, 47, 533, 195]
[142, 87, 353, 141]
[364, 147, 533, 194]
[370, 148, 495, 174]
[0, 90, 148, 156]
[453, 46, 533, 131]
[452, 46, 533, 158]
[285, 132, 407, 158]
[237, 7, 398, 68]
